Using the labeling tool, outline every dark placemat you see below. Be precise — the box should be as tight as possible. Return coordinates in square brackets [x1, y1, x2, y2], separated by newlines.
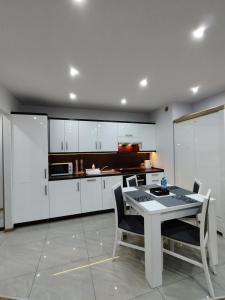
[156, 195, 199, 207]
[125, 190, 155, 202]
[168, 186, 194, 196]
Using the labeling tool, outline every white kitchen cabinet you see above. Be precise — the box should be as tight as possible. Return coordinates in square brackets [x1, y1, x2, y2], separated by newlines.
[81, 177, 102, 212]
[118, 123, 140, 138]
[146, 172, 164, 185]
[98, 122, 118, 151]
[12, 114, 49, 223]
[138, 124, 156, 151]
[49, 119, 78, 153]
[102, 176, 122, 209]
[79, 121, 98, 152]
[49, 179, 81, 218]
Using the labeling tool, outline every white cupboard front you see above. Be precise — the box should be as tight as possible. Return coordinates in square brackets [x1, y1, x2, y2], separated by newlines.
[49, 179, 81, 218]
[146, 172, 164, 185]
[138, 124, 156, 151]
[12, 114, 49, 223]
[79, 121, 98, 152]
[50, 119, 78, 153]
[102, 176, 122, 209]
[97, 122, 118, 151]
[81, 177, 102, 212]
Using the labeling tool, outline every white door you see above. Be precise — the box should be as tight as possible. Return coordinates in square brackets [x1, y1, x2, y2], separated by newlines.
[138, 124, 156, 151]
[174, 120, 195, 190]
[98, 122, 118, 152]
[81, 177, 102, 212]
[12, 115, 49, 223]
[79, 121, 98, 152]
[102, 176, 122, 209]
[49, 179, 81, 218]
[50, 119, 65, 152]
[64, 120, 79, 152]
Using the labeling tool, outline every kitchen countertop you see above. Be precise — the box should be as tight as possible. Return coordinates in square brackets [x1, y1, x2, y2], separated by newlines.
[48, 167, 164, 181]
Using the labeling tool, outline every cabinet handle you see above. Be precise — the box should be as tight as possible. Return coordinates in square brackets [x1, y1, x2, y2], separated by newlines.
[152, 173, 159, 177]
[66, 142, 68, 151]
[103, 179, 105, 189]
[87, 179, 96, 182]
[95, 141, 98, 150]
[77, 182, 80, 192]
[99, 141, 101, 150]
[44, 168, 47, 179]
[61, 141, 64, 151]
[44, 185, 48, 196]
[125, 134, 133, 137]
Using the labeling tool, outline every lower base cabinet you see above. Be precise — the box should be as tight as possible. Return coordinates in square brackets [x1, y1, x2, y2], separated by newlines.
[49, 179, 81, 218]
[146, 172, 164, 185]
[81, 177, 102, 213]
[102, 176, 122, 209]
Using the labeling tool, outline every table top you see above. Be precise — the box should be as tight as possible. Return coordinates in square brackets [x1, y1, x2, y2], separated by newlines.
[123, 185, 206, 215]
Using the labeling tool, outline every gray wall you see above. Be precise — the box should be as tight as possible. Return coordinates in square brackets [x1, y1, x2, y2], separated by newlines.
[193, 91, 225, 112]
[19, 104, 151, 123]
[0, 85, 20, 114]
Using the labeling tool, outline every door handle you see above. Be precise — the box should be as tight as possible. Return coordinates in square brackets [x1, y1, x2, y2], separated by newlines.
[77, 182, 80, 192]
[44, 185, 48, 196]
[61, 141, 64, 151]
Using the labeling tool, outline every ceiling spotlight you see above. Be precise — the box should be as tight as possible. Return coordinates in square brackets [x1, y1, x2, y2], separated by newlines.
[192, 26, 206, 40]
[139, 78, 148, 88]
[190, 86, 200, 95]
[121, 98, 127, 105]
[73, 0, 86, 5]
[70, 66, 80, 77]
[69, 93, 77, 100]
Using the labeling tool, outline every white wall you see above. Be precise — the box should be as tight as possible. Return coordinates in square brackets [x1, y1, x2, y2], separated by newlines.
[193, 91, 225, 113]
[149, 103, 193, 184]
[0, 85, 20, 114]
[19, 104, 151, 122]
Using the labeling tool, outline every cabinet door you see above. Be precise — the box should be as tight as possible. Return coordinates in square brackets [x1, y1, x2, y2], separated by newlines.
[50, 119, 65, 152]
[79, 121, 98, 152]
[118, 123, 140, 138]
[12, 115, 49, 223]
[102, 176, 122, 210]
[98, 122, 118, 152]
[64, 120, 79, 152]
[138, 124, 156, 151]
[49, 179, 81, 218]
[81, 177, 102, 212]
[146, 172, 164, 185]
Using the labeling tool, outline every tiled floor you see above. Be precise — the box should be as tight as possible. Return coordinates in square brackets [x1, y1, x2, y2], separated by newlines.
[0, 212, 224, 300]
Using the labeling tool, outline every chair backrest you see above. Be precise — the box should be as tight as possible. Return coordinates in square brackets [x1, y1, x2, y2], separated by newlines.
[199, 189, 211, 243]
[126, 175, 138, 187]
[193, 179, 202, 194]
[112, 183, 125, 225]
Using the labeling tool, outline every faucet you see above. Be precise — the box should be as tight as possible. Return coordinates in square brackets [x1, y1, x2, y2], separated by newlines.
[101, 166, 110, 171]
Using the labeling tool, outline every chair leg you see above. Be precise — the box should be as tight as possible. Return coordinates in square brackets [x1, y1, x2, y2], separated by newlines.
[201, 246, 215, 298]
[207, 242, 217, 275]
[161, 237, 164, 272]
[113, 229, 119, 259]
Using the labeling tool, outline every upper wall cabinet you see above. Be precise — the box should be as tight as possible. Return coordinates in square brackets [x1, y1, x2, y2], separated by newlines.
[138, 124, 156, 151]
[49, 119, 78, 153]
[79, 121, 118, 152]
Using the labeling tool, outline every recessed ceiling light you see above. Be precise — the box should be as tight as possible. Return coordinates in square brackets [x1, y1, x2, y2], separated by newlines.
[121, 98, 127, 105]
[192, 26, 206, 40]
[70, 66, 80, 77]
[190, 86, 200, 95]
[139, 78, 148, 88]
[69, 93, 77, 100]
[73, 0, 86, 5]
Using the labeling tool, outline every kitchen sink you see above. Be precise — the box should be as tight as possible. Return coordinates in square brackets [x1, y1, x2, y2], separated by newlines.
[101, 169, 120, 174]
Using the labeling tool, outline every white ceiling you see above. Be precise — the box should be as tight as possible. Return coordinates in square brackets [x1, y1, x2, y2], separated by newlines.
[0, 0, 225, 112]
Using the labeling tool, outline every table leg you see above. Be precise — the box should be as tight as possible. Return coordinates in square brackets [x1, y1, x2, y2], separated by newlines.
[144, 212, 162, 288]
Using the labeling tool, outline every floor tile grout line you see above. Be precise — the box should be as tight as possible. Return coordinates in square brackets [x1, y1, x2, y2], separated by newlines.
[81, 219, 97, 300]
[27, 224, 50, 299]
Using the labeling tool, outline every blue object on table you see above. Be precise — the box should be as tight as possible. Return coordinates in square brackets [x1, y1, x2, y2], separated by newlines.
[161, 176, 167, 190]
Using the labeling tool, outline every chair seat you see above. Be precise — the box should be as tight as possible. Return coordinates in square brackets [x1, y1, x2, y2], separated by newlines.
[118, 215, 144, 235]
[161, 219, 200, 246]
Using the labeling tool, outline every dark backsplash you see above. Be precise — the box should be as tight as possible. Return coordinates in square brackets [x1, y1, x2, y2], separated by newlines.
[49, 152, 150, 170]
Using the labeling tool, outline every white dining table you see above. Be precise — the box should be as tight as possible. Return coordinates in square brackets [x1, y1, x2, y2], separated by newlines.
[123, 186, 218, 289]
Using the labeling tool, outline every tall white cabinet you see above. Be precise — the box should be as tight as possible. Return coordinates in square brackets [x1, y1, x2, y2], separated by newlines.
[50, 119, 79, 152]
[174, 109, 225, 237]
[12, 114, 49, 223]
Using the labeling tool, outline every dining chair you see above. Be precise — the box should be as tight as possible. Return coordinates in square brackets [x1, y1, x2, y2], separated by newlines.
[161, 189, 215, 298]
[112, 183, 145, 258]
[126, 175, 138, 187]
